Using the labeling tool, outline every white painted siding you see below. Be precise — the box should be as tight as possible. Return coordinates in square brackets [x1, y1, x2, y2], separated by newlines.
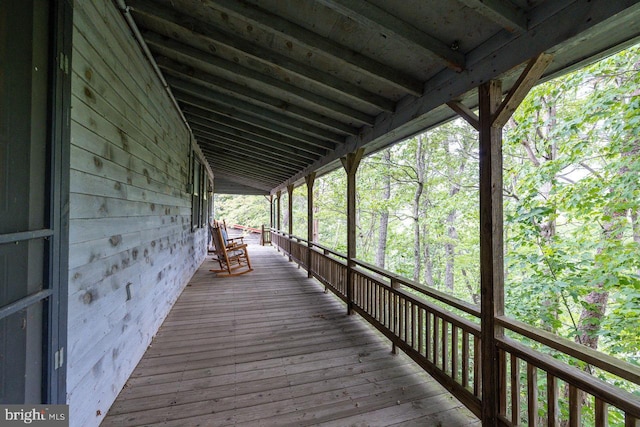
[68, 2, 208, 426]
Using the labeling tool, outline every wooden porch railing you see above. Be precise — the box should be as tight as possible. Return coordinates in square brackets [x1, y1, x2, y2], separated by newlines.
[271, 229, 640, 426]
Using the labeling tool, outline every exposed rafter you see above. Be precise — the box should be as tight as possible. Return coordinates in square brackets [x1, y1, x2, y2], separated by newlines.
[272, 0, 640, 194]
[457, 0, 527, 33]
[198, 0, 424, 96]
[187, 117, 318, 163]
[182, 106, 329, 158]
[193, 127, 310, 169]
[316, 0, 465, 71]
[119, 0, 640, 196]
[177, 98, 336, 153]
[196, 135, 304, 174]
[158, 60, 357, 137]
[143, 31, 375, 126]
[127, 0, 396, 112]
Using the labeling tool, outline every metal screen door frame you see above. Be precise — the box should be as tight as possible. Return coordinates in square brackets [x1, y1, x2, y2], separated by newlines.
[0, 0, 71, 404]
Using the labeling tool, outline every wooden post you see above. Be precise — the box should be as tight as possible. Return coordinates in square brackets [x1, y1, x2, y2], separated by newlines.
[479, 80, 505, 426]
[287, 184, 294, 262]
[305, 173, 316, 278]
[287, 184, 294, 236]
[269, 194, 273, 229]
[276, 190, 282, 231]
[341, 148, 364, 315]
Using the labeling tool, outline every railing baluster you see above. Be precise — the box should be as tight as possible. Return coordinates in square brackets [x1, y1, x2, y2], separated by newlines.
[433, 315, 440, 367]
[426, 311, 432, 361]
[418, 308, 424, 356]
[381, 287, 386, 327]
[398, 294, 404, 339]
[442, 319, 449, 374]
[527, 363, 538, 426]
[569, 385, 581, 427]
[452, 325, 459, 382]
[595, 398, 608, 427]
[367, 277, 371, 314]
[412, 303, 417, 350]
[547, 373, 558, 427]
[391, 292, 396, 335]
[474, 335, 481, 397]
[511, 354, 520, 426]
[405, 299, 410, 344]
[499, 349, 507, 417]
[462, 331, 470, 389]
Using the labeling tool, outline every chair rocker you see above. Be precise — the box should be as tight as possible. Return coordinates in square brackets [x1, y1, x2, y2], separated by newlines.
[210, 223, 252, 276]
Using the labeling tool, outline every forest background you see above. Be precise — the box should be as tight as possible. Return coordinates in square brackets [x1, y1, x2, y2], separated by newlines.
[215, 45, 640, 393]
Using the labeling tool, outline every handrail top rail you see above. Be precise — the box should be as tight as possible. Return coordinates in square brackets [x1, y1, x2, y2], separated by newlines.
[353, 258, 481, 318]
[271, 229, 480, 317]
[352, 266, 482, 335]
[497, 315, 640, 386]
[499, 337, 640, 418]
[271, 229, 349, 258]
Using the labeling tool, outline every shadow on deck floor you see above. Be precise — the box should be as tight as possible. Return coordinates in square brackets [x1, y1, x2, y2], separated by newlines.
[102, 244, 480, 426]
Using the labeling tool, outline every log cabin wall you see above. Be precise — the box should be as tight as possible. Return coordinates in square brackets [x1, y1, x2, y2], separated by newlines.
[67, 1, 208, 425]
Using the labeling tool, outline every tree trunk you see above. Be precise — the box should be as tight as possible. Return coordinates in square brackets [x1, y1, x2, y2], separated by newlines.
[461, 268, 480, 304]
[423, 223, 435, 287]
[375, 149, 391, 268]
[575, 138, 638, 349]
[444, 209, 457, 290]
[443, 136, 471, 291]
[633, 209, 640, 277]
[413, 136, 425, 282]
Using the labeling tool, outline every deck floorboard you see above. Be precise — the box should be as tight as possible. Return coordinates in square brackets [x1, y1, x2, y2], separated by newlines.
[102, 244, 480, 426]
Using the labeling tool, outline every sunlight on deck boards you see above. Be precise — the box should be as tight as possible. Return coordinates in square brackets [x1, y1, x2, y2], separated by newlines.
[102, 245, 480, 426]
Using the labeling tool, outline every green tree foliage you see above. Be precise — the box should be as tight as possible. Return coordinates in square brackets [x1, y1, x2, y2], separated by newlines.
[213, 194, 270, 228]
[503, 46, 640, 360]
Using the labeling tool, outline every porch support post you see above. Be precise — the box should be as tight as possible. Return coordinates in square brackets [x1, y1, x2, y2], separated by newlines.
[479, 79, 504, 426]
[287, 184, 294, 262]
[341, 148, 364, 315]
[276, 190, 282, 231]
[269, 194, 273, 229]
[305, 172, 316, 278]
[452, 53, 552, 425]
[287, 184, 294, 236]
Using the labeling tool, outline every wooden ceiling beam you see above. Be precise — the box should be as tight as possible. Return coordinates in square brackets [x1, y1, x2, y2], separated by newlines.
[204, 155, 287, 183]
[181, 105, 329, 157]
[316, 0, 464, 72]
[175, 92, 337, 152]
[127, 0, 395, 112]
[205, 154, 292, 182]
[143, 31, 375, 126]
[193, 127, 310, 168]
[212, 179, 269, 195]
[458, 0, 527, 33]
[187, 116, 317, 163]
[200, 0, 423, 96]
[196, 136, 303, 174]
[158, 60, 356, 137]
[213, 171, 280, 190]
[271, 1, 637, 194]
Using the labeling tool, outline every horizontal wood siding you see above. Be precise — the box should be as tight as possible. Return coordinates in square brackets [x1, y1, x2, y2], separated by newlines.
[68, 1, 207, 426]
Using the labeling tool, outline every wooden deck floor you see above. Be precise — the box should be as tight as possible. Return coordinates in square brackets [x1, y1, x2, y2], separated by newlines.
[102, 244, 480, 426]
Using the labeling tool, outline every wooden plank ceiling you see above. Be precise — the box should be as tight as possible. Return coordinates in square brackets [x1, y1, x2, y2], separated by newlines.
[119, 0, 640, 195]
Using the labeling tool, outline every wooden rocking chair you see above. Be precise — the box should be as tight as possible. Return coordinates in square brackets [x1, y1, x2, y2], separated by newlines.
[210, 223, 253, 276]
